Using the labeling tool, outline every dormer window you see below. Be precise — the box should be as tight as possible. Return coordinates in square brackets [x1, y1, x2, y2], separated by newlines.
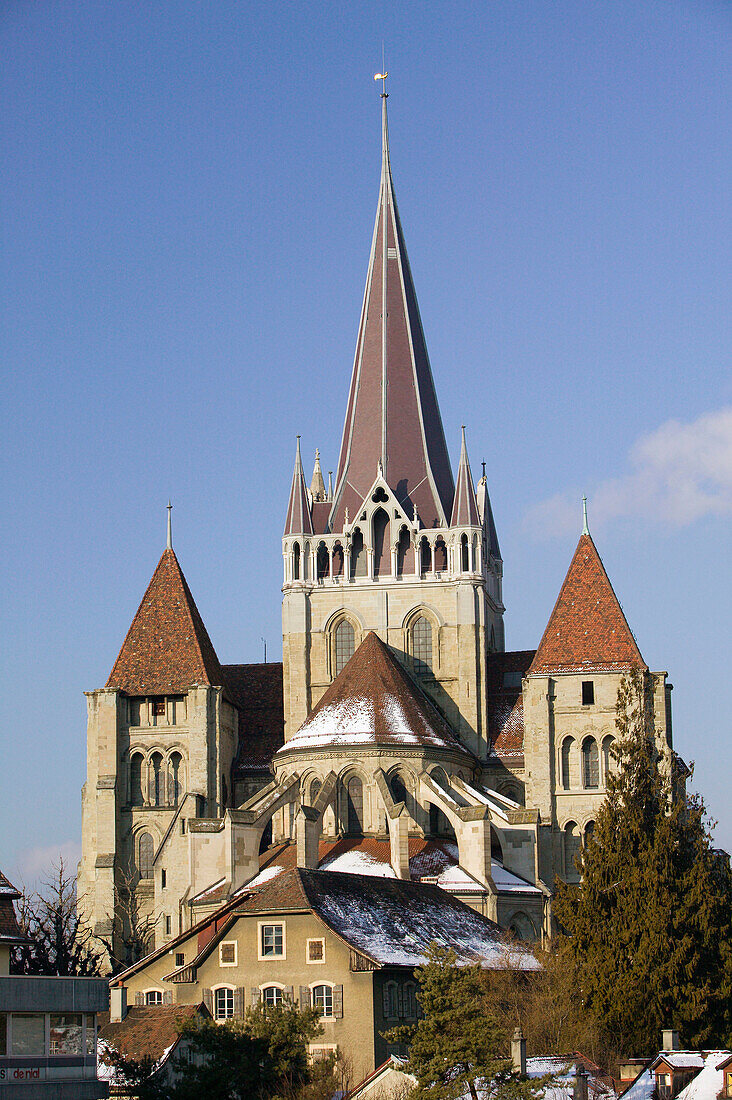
[581, 681, 595, 706]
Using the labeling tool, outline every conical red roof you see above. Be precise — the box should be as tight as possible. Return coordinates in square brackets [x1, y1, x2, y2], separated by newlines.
[528, 534, 646, 675]
[279, 631, 470, 756]
[284, 437, 313, 537]
[106, 549, 224, 694]
[329, 98, 454, 532]
[450, 428, 480, 527]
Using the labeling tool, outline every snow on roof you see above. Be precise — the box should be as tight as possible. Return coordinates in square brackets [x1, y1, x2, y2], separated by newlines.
[675, 1052, 731, 1100]
[621, 1069, 655, 1100]
[320, 845, 397, 878]
[299, 868, 540, 970]
[655, 1054, 706, 1070]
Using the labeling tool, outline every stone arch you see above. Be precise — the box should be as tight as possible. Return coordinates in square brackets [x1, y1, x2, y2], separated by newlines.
[497, 781, 523, 807]
[434, 536, 447, 572]
[167, 751, 184, 806]
[293, 541, 301, 581]
[508, 911, 538, 943]
[560, 736, 575, 790]
[563, 820, 581, 881]
[372, 507, 390, 577]
[350, 528, 366, 578]
[602, 734, 615, 783]
[584, 819, 595, 845]
[460, 532, 469, 572]
[343, 773, 365, 836]
[316, 541, 329, 581]
[149, 751, 164, 807]
[582, 736, 599, 789]
[419, 535, 431, 574]
[403, 605, 442, 675]
[137, 831, 154, 880]
[396, 525, 412, 576]
[331, 541, 344, 578]
[129, 751, 144, 806]
[325, 610, 361, 680]
[426, 767, 457, 839]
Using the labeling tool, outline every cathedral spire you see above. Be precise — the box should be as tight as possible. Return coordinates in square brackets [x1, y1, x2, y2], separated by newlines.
[329, 91, 454, 532]
[284, 436, 313, 536]
[450, 426, 480, 527]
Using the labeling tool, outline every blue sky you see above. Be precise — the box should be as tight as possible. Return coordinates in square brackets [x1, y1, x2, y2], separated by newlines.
[1, 0, 730, 885]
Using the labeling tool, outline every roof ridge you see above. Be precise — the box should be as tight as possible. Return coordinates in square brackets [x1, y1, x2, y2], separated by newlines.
[529, 533, 646, 675]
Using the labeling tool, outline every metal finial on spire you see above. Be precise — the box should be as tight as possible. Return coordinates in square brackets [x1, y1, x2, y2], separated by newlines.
[374, 71, 388, 98]
[481, 460, 486, 481]
[582, 495, 589, 535]
[166, 501, 172, 549]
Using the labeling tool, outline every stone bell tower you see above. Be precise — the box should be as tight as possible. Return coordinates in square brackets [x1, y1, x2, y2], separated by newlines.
[282, 91, 505, 760]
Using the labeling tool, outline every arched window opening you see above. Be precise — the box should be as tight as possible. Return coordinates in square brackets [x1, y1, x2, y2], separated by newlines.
[373, 508, 389, 577]
[346, 776, 364, 835]
[389, 775, 407, 806]
[498, 783, 521, 806]
[316, 541, 329, 580]
[564, 822, 581, 881]
[602, 735, 615, 781]
[150, 753, 164, 806]
[293, 542, 301, 580]
[334, 620, 355, 677]
[508, 912, 537, 943]
[582, 738, 599, 789]
[331, 542, 344, 577]
[428, 773, 454, 839]
[420, 536, 431, 574]
[168, 752, 183, 807]
[130, 754, 144, 806]
[490, 827, 503, 863]
[461, 533, 469, 572]
[138, 833, 154, 880]
[584, 820, 595, 845]
[561, 737, 574, 790]
[350, 529, 366, 578]
[412, 616, 433, 676]
[434, 537, 447, 572]
[396, 527, 411, 576]
[312, 984, 333, 1017]
[262, 986, 283, 1009]
[259, 819, 272, 853]
[309, 778, 322, 805]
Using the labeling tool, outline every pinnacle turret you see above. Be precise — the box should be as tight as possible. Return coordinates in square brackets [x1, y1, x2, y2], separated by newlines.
[450, 427, 480, 527]
[310, 449, 326, 502]
[284, 436, 313, 537]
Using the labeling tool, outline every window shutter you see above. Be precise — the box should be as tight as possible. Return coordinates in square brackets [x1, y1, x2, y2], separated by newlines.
[299, 986, 311, 1010]
[283, 986, 294, 1004]
[202, 988, 213, 1014]
[333, 985, 343, 1019]
[250, 988, 261, 1007]
[382, 985, 390, 1017]
[233, 988, 245, 1017]
[397, 984, 404, 1017]
[134, 992, 144, 1007]
[163, 990, 173, 1005]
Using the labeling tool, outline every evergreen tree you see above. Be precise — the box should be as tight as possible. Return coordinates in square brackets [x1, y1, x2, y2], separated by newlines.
[554, 668, 732, 1053]
[385, 944, 549, 1100]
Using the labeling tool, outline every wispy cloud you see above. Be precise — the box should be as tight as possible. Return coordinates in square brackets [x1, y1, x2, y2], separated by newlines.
[524, 406, 732, 539]
[14, 840, 82, 893]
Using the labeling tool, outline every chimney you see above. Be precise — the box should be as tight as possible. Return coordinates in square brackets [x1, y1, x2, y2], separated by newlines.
[662, 1028, 680, 1052]
[110, 982, 127, 1023]
[511, 1027, 526, 1076]
[574, 1066, 589, 1100]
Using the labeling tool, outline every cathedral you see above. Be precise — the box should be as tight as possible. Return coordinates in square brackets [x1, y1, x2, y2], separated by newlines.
[78, 93, 676, 963]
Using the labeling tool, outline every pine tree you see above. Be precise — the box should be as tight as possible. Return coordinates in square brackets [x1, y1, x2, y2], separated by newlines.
[554, 669, 732, 1053]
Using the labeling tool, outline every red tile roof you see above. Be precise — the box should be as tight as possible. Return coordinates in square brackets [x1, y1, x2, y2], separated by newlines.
[225, 663, 284, 773]
[106, 549, 224, 695]
[98, 1003, 207, 1068]
[0, 871, 29, 945]
[486, 651, 534, 758]
[529, 534, 646, 675]
[278, 632, 472, 756]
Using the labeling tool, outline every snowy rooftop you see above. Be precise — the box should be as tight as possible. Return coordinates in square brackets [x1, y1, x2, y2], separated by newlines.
[675, 1052, 732, 1100]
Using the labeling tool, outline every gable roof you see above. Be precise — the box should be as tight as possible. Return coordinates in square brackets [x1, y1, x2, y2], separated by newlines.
[329, 96, 454, 532]
[529, 534, 646, 675]
[106, 548, 224, 695]
[0, 868, 28, 946]
[98, 1003, 207, 1079]
[486, 650, 535, 759]
[277, 631, 471, 756]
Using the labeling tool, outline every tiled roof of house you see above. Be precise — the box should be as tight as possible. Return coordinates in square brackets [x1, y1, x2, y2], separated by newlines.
[486, 650, 535, 759]
[98, 1003, 207, 1077]
[106, 549, 224, 695]
[225, 663, 284, 773]
[0, 870, 20, 898]
[0, 869, 27, 945]
[278, 631, 471, 757]
[529, 534, 646, 675]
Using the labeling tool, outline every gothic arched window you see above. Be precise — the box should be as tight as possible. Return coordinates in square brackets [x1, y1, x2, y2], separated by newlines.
[346, 776, 364, 835]
[396, 527, 410, 576]
[149, 752, 164, 806]
[334, 620, 355, 677]
[372, 508, 389, 577]
[138, 832, 154, 880]
[602, 735, 615, 782]
[564, 821, 581, 881]
[309, 778, 321, 805]
[316, 541, 329, 580]
[293, 542, 301, 581]
[412, 616, 433, 676]
[561, 737, 574, 790]
[130, 753, 144, 806]
[582, 738, 599, 789]
[460, 533, 469, 572]
[350, 529, 366, 578]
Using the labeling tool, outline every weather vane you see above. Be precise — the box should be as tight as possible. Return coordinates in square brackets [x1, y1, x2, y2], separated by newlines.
[374, 71, 388, 97]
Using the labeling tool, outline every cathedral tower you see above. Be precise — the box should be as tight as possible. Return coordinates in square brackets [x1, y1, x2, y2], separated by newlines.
[282, 93, 504, 757]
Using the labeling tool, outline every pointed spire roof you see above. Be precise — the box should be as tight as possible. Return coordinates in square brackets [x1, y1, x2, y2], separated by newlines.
[310, 449, 326, 502]
[329, 95, 454, 531]
[106, 548, 224, 694]
[528, 533, 646, 675]
[278, 631, 472, 757]
[284, 437, 313, 537]
[476, 473, 501, 560]
[450, 427, 480, 527]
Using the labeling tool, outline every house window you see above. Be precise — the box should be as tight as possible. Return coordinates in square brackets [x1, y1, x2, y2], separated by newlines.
[312, 985, 333, 1018]
[219, 941, 237, 966]
[260, 923, 285, 958]
[214, 987, 234, 1020]
[175, 953, 185, 968]
[145, 991, 163, 1005]
[582, 738, 599, 788]
[138, 833, 154, 880]
[412, 616, 433, 675]
[307, 938, 325, 963]
[334, 620, 355, 676]
[383, 981, 399, 1019]
[164, 915, 171, 936]
[262, 986, 283, 1009]
[581, 681, 595, 705]
[404, 982, 417, 1019]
